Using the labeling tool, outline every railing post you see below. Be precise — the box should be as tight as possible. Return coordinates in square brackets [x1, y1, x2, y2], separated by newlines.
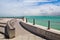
[23, 17, 24, 21]
[26, 18, 27, 23]
[48, 20, 50, 29]
[33, 19, 35, 25]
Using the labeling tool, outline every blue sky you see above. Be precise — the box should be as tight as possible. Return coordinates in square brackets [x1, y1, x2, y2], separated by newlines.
[0, 0, 60, 16]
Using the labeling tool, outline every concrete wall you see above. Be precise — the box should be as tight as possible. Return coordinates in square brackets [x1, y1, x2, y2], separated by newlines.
[20, 21, 60, 40]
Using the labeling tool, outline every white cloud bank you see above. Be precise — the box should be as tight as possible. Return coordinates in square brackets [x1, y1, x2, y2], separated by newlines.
[0, 0, 60, 16]
[23, 4, 60, 16]
[23, 0, 57, 2]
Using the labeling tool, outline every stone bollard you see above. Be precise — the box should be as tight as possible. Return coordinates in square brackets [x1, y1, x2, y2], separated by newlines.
[8, 28, 15, 39]
[5, 21, 15, 39]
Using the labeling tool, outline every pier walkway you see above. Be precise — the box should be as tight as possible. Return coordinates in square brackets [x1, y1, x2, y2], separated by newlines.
[0, 19, 46, 40]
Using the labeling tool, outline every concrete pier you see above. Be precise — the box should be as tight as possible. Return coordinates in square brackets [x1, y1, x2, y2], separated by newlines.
[0, 18, 46, 40]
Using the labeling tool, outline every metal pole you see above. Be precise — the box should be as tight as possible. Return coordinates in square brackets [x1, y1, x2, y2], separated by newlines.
[22, 17, 24, 21]
[33, 19, 35, 25]
[26, 18, 27, 23]
[23, 17, 24, 21]
[48, 20, 50, 29]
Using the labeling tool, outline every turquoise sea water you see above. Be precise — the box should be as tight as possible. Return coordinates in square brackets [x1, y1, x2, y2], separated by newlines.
[25, 16, 60, 30]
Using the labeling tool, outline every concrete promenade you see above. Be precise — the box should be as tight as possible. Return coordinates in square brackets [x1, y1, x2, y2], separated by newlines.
[0, 19, 46, 40]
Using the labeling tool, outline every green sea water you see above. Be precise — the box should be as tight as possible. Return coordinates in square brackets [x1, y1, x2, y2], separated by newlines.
[25, 16, 60, 30]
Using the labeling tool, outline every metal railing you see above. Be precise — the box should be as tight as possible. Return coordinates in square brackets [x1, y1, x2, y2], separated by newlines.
[25, 18, 60, 30]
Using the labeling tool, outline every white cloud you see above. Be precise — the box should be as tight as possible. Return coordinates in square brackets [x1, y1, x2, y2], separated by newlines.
[23, 0, 58, 2]
[23, 4, 60, 16]
[0, 0, 60, 16]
